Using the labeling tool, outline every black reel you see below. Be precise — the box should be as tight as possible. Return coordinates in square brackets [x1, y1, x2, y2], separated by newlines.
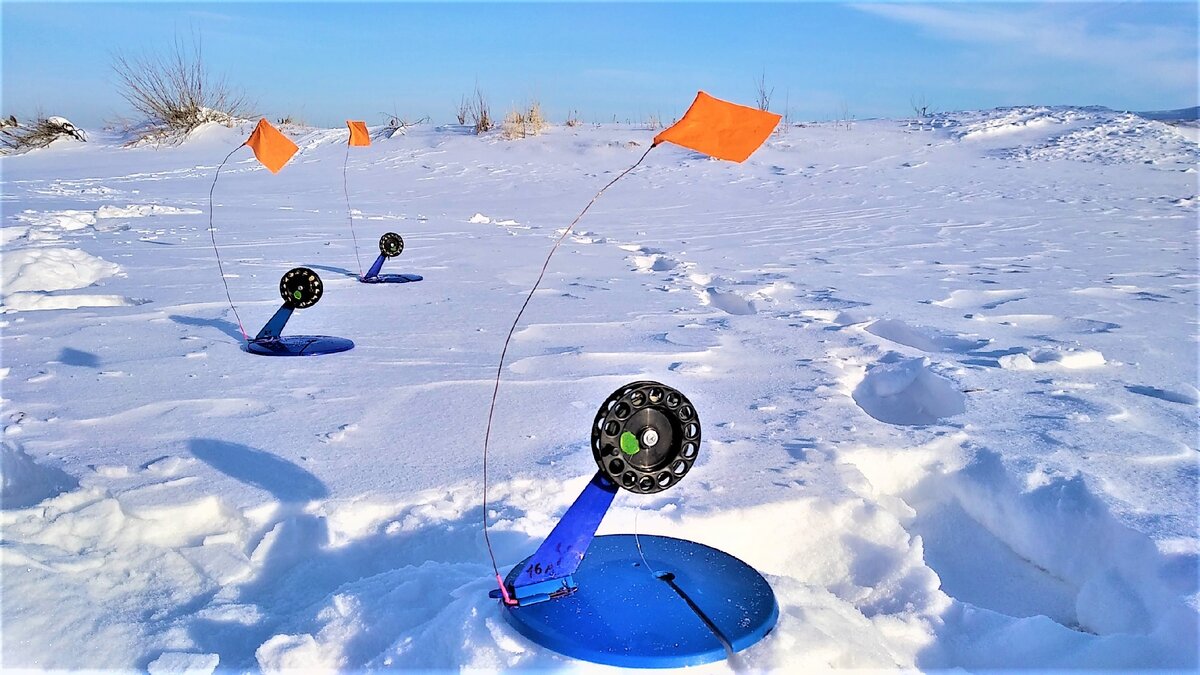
[591, 381, 701, 494]
[279, 267, 323, 309]
[379, 232, 404, 258]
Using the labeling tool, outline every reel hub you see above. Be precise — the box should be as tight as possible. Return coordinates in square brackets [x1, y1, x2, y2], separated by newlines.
[279, 267, 323, 309]
[379, 232, 404, 258]
[592, 381, 700, 494]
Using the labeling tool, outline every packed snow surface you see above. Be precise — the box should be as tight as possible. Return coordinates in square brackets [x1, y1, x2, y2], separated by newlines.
[1, 106, 1196, 671]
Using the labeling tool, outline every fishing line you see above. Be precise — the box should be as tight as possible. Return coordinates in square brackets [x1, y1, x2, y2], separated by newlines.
[342, 142, 365, 278]
[482, 143, 657, 600]
[634, 505, 740, 667]
[207, 143, 250, 342]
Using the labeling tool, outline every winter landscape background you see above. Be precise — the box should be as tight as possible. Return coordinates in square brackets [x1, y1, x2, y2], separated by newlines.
[1, 103, 1197, 670]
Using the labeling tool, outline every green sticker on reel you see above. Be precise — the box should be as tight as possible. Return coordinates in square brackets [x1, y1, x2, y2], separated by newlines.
[293, 290, 303, 300]
[619, 431, 640, 456]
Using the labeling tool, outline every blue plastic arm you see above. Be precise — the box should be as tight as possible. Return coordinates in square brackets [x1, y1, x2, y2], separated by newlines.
[254, 305, 294, 341]
[513, 471, 618, 593]
[363, 254, 386, 280]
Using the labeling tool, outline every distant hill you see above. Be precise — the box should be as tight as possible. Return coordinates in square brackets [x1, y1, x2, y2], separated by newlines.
[1135, 106, 1200, 122]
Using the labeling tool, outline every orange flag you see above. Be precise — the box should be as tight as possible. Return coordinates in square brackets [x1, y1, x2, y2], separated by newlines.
[653, 91, 781, 163]
[245, 118, 298, 173]
[347, 120, 371, 147]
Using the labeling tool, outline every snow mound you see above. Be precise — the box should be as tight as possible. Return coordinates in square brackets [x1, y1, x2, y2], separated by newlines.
[851, 356, 966, 425]
[956, 107, 1091, 141]
[0, 247, 121, 295]
[955, 106, 1199, 165]
[1010, 113, 1200, 165]
[2, 443, 79, 509]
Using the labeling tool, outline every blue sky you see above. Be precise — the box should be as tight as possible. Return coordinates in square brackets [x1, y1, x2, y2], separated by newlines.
[3, 2, 1197, 128]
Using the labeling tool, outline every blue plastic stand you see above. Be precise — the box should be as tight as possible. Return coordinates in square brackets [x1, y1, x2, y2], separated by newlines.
[491, 471, 778, 667]
[245, 304, 354, 356]
[246, 336, 354, 356]
[501, 534, 778, 668]
[359, 254, 423, 284]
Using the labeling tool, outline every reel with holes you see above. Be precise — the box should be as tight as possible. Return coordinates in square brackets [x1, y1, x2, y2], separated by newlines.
[280, 267, 323, 308]
[491, 380, 777, 667]
[379, 232, 404, 258]
[246, 267, 353, 357]
[592, 381, 700, 494]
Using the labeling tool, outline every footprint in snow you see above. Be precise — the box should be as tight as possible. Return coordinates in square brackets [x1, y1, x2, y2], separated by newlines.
[1125, 385, 1199, 407]
[998, 347, 1106, 370]
[865, 319, 989, 354]
[697, 286, 757, 315]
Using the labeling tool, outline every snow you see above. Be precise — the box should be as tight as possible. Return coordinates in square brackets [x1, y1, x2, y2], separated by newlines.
[0, 107, 1196, 671]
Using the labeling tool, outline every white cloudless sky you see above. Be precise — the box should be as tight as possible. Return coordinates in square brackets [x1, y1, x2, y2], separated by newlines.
[3, 2, 1196, 127]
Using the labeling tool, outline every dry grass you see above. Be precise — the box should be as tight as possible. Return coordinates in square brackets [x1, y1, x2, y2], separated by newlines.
[1, 115, 86, 154]
[501, 101, 547, 140]
[564, 109, 581, 127]
[111, 34, 250, 144]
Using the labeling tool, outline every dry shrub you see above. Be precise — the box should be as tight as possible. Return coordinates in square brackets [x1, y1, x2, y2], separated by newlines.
[565, 109, 581, 127]
[1, 115, 86, 154]
[380, 113, 430, 139]
[502, 100, 547, 140]
[111, 34, 251, 144]
[468, 86, 493, 134]
[755, 70, 773, 112]
[456, 96, 469, 125]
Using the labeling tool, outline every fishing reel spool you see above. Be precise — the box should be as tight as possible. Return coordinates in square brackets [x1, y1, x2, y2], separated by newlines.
[379, 232, 404, 258]
[592, 381, 700, 494]
[246, 267, 354, 356]
[280, 266, 323, 308]
[493, 381, 776, 667]
[360, 232, 422, 284]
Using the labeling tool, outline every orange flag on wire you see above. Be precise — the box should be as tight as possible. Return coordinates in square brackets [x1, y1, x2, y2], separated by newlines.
[347, 120, 370, 147]
[245, 118, 298, 173]
[653, 91, 781, 163]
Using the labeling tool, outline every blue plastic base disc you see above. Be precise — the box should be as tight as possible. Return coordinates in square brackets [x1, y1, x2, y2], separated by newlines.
[245, 336, 354, 356]
[359, 273, 423, 284]
[502, 534, 777, 668]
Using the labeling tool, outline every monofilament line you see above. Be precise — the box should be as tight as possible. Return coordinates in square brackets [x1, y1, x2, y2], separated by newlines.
[481, 144, 657, 600]
[343, 143, 365, 278]
[207, 143, 250, 342]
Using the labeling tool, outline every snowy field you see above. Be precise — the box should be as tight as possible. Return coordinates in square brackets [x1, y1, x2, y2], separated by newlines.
[1, 106, 1197, 671]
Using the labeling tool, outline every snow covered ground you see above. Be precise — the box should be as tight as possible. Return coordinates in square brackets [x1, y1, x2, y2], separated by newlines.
[1, 106, 1196, 671]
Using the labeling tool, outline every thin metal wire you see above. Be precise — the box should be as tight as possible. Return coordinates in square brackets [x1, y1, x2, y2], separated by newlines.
[343, 142, 365, 278]
[208, 143, 250, 342]
[482, 144, 657, 600]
